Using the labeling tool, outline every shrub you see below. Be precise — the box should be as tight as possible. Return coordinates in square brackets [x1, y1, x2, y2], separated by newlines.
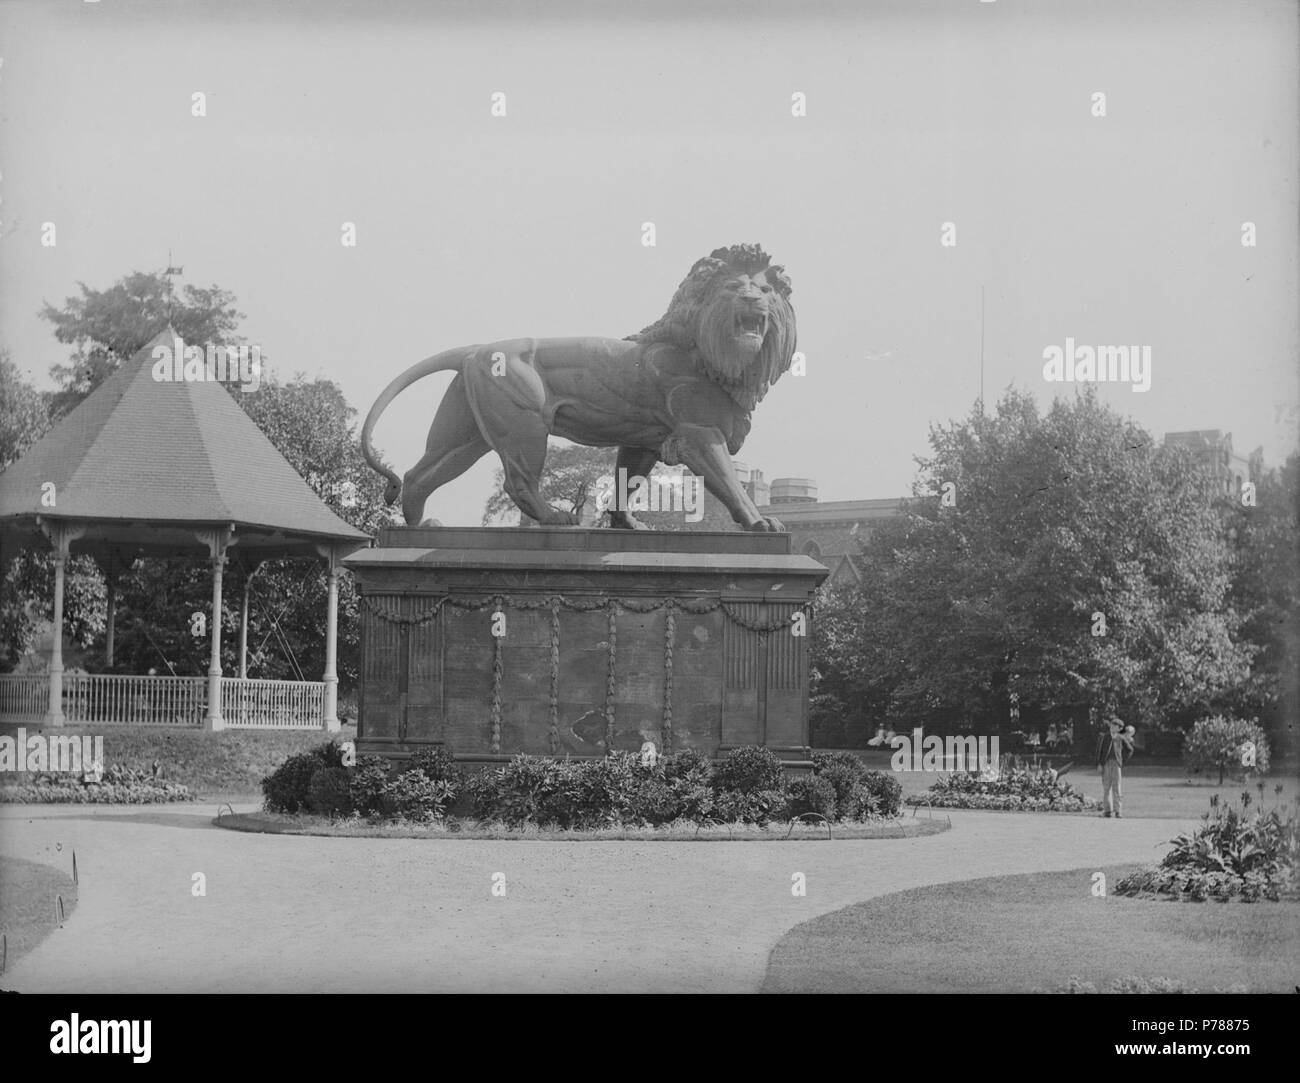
[307, 766, 354, 817]
[711, 787, 789, 826]
[708, 746, 790, 824]
[659, 750, 715, 822]
[661, 748, 713, 785]
[1183, 716, 1270, 784]
[857, 770, 903, 818]
[349, 755, 392, 817]
[261, 741, 347, 813]
[713, 746, 786, 795]
[380, 771, 454, 822]
[786, 775, 837, 821]
[465, 766, 505, 821]
[568, 752, 640, 828]
[466, 755, 575, 827]
[812, 751, 866, 819]
[408, 746, 465, 792]
[625, 776, 680, 825]
[812, 750, 867, 776]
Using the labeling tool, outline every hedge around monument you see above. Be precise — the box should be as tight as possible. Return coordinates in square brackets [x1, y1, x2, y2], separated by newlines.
[259, 740, 907, 829]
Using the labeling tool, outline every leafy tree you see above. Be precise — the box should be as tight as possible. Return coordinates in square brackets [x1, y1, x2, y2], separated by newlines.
[0, 351, 105, 669]
[1222, 452, 1300, 746]
[0, 349, 52, 470]
[482, 443, 613, 525]
[233, 374, 394, 690]
[1182, 716, 1270, 784]
[820, 389, 1252, 733]
[40, 270, 246, 417]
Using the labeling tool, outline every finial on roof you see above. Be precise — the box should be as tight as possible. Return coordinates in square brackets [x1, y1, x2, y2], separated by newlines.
[163, 255, 183, 323]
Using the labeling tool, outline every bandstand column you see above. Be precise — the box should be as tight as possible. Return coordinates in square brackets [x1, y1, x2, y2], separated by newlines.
[196, 526, 234, 731]
[39, 520, 86, 727]
[317, 544, 343, 732]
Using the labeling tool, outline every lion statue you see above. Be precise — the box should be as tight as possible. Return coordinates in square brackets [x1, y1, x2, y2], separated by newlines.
[360, 243, 797, 531]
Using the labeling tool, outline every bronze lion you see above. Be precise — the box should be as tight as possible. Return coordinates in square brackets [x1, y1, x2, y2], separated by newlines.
[360, 243, 797, 531]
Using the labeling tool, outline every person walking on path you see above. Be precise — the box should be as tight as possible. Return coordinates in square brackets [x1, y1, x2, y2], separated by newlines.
[1096, 717, 1134, 818]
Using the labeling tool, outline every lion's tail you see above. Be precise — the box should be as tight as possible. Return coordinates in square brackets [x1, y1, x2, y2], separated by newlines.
[360, 346, 478, 501]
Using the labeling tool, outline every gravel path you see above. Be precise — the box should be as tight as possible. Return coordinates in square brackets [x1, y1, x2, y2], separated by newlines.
[0, 803, 1186, 993]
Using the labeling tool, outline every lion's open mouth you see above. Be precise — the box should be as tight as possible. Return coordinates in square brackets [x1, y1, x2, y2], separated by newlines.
[734, 312, 767, 338]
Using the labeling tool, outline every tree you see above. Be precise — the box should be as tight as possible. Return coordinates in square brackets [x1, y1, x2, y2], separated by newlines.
[0, 350, 105, 670]
[234, 374, 394, 690]
[482, 443, 613, 525]
[819, 389, 1252, 733]
[0, 350, 52, 470]
[1222, 452, 1300, 749]
[40, 270, 246, 417]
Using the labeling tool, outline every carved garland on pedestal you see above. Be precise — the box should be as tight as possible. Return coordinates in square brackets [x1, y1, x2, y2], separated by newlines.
[605, 601, 618, 750]
[663, 600, 676, 752]
[490, 595, 504, 754]
[360, 592, 811, 756]
[548, 599, 561, 755]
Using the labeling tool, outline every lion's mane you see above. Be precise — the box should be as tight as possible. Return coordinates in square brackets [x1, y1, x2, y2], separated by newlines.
[625, 243, 797, 413]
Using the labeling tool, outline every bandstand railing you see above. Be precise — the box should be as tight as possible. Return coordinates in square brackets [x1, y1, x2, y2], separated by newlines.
[0, 673, 326, 729]
[65, 673, 208, 726]
[220, 677, 323, 729]
[0, 674, 46, 722]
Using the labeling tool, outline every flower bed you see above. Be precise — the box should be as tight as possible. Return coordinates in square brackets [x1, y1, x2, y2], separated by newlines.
[904, 767, 1100, 812]
[0, 765, 194, 804]
[1114, 788, 1298, 902]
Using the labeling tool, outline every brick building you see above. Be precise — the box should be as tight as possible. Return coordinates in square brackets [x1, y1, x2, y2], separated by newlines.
[1162, 430, 1264, 498]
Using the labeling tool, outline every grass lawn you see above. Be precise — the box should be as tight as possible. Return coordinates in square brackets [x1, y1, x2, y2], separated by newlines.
[0, 723, 356, 801]
[841, 749, 1300, 819]
[762, 866, 1300, 993]
[0, 855, 78, 976]
[217, 809, 950, 841]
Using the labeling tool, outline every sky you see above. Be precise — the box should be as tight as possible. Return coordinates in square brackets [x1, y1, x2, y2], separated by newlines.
[1, 0, 1296, 527]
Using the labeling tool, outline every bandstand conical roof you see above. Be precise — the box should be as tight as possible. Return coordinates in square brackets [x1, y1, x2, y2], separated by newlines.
[0, 328, 369, 561]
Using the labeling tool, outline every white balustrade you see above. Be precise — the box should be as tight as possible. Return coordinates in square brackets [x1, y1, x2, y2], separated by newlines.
[221, 677, 325, 729]
[0, 673, 325, 729]
[64, 674, 208, 726]
[0, 674, 48, 721]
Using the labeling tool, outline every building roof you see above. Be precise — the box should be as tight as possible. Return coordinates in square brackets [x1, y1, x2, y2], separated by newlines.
[766, 497, 905, 524]
[0, 328, 368, 560]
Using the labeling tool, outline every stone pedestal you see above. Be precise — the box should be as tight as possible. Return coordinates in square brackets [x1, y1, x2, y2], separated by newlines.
[345, 526, 828, 767]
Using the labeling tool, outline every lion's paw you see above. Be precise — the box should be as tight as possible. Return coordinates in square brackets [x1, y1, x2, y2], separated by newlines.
[748, 516, 788, 533]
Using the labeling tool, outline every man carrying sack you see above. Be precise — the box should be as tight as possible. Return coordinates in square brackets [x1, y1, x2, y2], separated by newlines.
[1096, 716, 1133, 818]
